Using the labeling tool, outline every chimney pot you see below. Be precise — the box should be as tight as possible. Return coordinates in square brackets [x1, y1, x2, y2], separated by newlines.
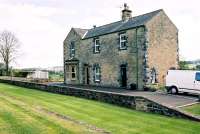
[121, 3, 132, 21]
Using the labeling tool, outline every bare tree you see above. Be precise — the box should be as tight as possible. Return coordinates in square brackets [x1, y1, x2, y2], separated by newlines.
[0, 30, 20, 75]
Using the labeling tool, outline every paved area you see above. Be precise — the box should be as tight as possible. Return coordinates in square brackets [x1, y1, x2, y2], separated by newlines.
[128, 92, 199, 108]
[50, 83, 199, 108]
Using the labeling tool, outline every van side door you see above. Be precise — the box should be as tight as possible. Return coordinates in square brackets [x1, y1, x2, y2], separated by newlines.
[193, 72, 200, 92]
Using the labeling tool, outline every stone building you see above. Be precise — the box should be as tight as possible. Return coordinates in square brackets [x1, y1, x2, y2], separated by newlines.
[63, 4, 179, 90]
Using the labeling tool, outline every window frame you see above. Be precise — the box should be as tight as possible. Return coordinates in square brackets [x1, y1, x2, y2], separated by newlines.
[70, 41, 75, 57]
[71, 65, 76, 80]
[119, 33, 127, 50]
[94, 38, 100, 53]
[94, 66, 100, 82]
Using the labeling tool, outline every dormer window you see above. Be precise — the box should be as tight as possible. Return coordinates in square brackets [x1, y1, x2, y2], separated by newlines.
[70, 41, 75, 57]
[119, 33, 127, 50]
[94, 38, 100, 53]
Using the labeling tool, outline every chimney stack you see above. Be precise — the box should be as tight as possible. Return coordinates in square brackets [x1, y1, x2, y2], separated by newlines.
[121, 3, 132, 21]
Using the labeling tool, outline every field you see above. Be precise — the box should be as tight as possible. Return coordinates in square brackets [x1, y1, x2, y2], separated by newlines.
[49, 72, 64, 82]
[0, 83, 200, 134]
[183, 104, 200, 116]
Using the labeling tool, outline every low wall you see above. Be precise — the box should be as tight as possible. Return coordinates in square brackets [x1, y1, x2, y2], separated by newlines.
[0, 79, 199, 122]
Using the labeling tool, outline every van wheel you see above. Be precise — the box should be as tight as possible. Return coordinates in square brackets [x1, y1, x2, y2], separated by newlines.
[169, 86, 178, 94]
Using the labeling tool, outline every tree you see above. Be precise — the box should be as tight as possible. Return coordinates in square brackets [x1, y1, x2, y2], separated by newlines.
[0, 30, 20, 75]
[179, 61, 190, 70]
[196, 65, 200, 70]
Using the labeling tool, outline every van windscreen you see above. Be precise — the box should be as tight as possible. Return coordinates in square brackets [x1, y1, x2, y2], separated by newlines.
[195, 72, 200, 81]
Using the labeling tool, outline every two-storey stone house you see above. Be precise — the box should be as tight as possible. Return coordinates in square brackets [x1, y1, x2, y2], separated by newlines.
[63, 4, 179, 90]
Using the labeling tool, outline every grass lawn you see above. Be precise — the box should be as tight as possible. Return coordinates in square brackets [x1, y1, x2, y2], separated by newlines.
[0, 83, 199, 134]
[182, 104, 200, 116]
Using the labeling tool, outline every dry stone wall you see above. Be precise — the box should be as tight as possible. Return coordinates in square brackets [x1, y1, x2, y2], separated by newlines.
[0, 79, 199, 122]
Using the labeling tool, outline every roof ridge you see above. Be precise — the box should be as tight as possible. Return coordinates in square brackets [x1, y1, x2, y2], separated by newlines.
[83, 9, 164, 39]
[87, 9, 163, 31]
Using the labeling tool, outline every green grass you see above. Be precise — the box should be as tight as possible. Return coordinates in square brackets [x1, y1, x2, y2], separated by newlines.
[49, 72, 64, 82]
[0, 83, 199, 134]
[182, 104, 200, 116]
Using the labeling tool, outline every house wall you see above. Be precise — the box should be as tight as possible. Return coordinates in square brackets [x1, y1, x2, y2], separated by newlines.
[145, 11, 179, 84]
[63, 29, 82, 84]
[64, 27, 146, 89]
[63, 11, 179, 88]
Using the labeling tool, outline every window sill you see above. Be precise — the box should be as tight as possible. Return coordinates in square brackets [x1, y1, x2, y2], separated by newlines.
[93, 51, 100, 54]
[119, 48, 127, 50]
[94, 80, 101, 83]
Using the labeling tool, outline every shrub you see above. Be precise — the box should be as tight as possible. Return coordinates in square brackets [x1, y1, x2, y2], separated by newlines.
[144, 84, 165, 92]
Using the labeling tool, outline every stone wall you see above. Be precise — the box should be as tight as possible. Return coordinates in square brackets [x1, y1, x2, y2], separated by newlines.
[64, 27, 146, 89]
[145, 10, 179, 84]
[0, 79, 199, 122]
[63, 28, 82, 84]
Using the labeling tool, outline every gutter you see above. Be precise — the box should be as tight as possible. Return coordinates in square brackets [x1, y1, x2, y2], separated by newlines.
[82, 25, 145, 40]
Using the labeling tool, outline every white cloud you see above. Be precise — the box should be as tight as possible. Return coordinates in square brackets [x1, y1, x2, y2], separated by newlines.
[0, 3, 66, 68]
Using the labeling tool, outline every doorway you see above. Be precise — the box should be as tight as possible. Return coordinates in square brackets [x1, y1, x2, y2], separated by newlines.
[86, 67, 90, 84]
[120, 64, 127, 87]
[84, 65, 90, 85]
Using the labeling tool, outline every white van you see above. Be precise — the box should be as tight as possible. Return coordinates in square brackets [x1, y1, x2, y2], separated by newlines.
[166, 70, 200, 94]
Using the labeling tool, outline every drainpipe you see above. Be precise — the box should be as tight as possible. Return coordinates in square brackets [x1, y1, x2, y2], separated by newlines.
[136, 28, 139, 90]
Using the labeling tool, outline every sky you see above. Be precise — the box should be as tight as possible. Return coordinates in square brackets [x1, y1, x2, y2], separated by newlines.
[0, 0, 199, 68]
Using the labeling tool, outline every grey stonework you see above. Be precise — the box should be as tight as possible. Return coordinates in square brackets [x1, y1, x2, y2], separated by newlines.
[63, 7, 178, 90]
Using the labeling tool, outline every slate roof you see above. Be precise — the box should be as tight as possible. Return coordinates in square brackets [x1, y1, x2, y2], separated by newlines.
[82, 9, 163, 39]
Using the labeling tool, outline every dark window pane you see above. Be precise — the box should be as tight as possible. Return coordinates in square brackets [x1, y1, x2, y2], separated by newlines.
[121, 35, 126, 40]
[70, 42, 75, 57]
[96, 46, 100, 52]
[119, 34, 127, 50]
[72, 67, 75, 72]
[96, 40, 100, 45]
[121, 42, 126, 48]
[95, 67, 99, 73]
[72, 73, 76, 78]
[71, 42, 75, 48]
[195, 72, 200, 81]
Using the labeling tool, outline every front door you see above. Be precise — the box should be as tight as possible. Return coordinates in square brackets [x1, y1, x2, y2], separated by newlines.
[86, 67, 90, 84]
[84, 65, 90, 85]
[120, 65, 127, 87]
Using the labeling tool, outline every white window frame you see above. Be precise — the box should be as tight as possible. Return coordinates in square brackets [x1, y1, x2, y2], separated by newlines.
[70, 42, 75, 57]
[94, 66, 100, 82]
[94, 38, 100, 53]
[119, 33, 127, 50]
[71, 65, 76, 80]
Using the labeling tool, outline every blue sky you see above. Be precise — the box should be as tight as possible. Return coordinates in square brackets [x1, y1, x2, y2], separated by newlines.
[0, 0, 199, 68]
